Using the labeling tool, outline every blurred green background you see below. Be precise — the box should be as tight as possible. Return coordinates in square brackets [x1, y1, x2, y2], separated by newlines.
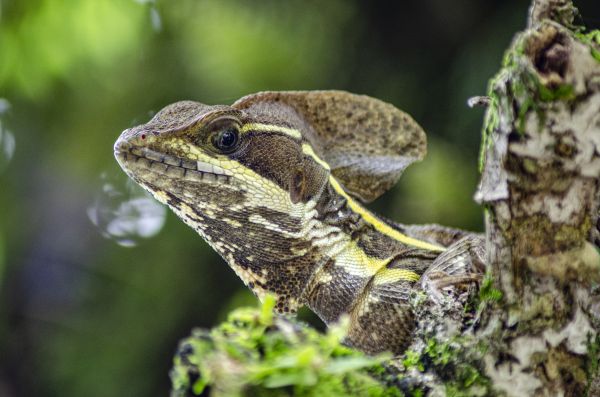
[0, 1, 598, 396]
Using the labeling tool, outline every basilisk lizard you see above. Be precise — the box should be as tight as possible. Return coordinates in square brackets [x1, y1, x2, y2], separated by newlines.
[114, 91, 484, 355]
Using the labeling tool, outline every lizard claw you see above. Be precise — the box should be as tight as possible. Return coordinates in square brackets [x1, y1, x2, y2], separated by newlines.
[421, 271, 482, 306]
[420, 235, 485, 306]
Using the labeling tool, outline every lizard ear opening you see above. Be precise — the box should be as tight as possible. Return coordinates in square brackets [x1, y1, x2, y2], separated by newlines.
[233, 90, 427, 203]
[289, 168, 306, 204]
[289, 155, 330, 204]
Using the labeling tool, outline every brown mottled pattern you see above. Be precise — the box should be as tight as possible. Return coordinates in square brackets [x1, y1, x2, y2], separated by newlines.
[304, 259, 371, 323]
[233, 134, 305, 193]
[145, 102, 232, 135]
[347, 298, 415, 355]
[234, 91, 427, 203]
[114, 90, 483, 356]
[386, 251, 436, 274]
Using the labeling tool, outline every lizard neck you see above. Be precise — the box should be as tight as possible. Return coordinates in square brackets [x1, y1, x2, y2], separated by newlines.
[301, 181, 438, 325]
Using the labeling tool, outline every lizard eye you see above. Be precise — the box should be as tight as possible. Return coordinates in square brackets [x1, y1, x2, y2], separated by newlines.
[211, 126, 240, 153]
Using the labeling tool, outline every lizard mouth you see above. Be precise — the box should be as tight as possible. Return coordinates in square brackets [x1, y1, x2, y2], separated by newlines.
[114, 141, 233, 184]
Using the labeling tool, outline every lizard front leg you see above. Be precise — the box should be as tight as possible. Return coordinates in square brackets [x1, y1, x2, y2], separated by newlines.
[420, 234, 486, 304]
[342, 232, 485, 355]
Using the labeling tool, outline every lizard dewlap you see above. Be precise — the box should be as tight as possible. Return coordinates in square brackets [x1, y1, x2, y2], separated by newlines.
[114, 90, 483, 355]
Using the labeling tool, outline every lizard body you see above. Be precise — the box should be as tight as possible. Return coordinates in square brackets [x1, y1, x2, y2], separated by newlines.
[114, 91, 483, 355]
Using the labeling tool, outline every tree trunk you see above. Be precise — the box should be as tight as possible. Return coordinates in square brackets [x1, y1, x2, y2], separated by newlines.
[473, 0, 600, 395]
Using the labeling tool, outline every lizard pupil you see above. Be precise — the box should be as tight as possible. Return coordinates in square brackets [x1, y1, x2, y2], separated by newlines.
[214, 128, 239, 152]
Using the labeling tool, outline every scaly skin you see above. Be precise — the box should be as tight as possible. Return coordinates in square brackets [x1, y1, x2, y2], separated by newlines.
[114, 91, 484, 355]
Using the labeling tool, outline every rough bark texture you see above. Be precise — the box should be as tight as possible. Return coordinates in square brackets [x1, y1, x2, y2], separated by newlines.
[473, 0, 600, 395]
[170, 1, 600, 396]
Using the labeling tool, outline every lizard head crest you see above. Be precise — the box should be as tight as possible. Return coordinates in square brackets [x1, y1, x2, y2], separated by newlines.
[114, 91, 427, 313]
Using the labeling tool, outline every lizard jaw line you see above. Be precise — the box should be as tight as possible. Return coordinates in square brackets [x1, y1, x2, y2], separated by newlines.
[114, 143, 233, 184]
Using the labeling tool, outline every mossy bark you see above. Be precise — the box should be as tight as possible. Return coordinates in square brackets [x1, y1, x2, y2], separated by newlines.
[170, 1, 600, 396]
[474, 0, 600, 395]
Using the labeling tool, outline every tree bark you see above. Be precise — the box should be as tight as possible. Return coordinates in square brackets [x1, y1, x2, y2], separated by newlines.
[473, 0, 600, 395]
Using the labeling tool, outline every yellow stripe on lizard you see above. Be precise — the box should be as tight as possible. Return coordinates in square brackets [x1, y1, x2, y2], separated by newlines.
[373, 268, 421, 285]
[335, 240, 421, 282]
[241, 123, 303, 139]
[329, 176, 445, 252]
[302, 144, 331, 170]
[300, 142, 446, 252]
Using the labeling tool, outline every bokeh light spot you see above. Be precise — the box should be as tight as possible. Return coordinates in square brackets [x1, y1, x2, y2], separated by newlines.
[87, 173, 166, 247]
[0, 98, 15, 173]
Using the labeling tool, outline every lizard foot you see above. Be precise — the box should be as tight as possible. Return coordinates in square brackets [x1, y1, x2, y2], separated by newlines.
[420, 235, 485, 306]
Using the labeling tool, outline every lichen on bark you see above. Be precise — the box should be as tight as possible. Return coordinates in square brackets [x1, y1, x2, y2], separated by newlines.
[474, 0, 600, 395]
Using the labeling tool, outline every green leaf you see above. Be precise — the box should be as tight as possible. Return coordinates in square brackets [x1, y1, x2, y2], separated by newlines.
[324, 356, 383, 374]
[263, 370, 318, 388]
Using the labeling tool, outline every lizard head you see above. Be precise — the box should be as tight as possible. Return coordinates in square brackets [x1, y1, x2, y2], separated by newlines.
[114, 91, 427, 313]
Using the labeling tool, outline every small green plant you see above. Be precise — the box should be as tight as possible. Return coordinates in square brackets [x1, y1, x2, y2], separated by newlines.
[586, 333, 600, 395]
[402, 350, 424, 372]
[574, 30, 600, 62]
[399, 336, 492, 397]
[478, 274, 503, 304]
[171, 296, 403, 397]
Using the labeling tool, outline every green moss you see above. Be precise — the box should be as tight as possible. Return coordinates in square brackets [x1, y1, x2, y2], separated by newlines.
[170, 296, 403, 397]
[575, 30, 600, 63]
[539, 83, 576, 101]
[478, 94, 499, 171]
[401, 337, 492, 396]
[410, 388, 425, 397]
[542, 1, 580, 31]
[587, 31, 600, 44]
[402, 350, 424, 372]
[479, 26, 595, 170]
[510, 70, 576, 135]
[502, 33, 527, 69]
[477, 32, 528, 170]
[478, 274, 503, 304]
[516, 97, 534, 134]
[586, 333, 600, 395]
[424, 339, 452, 366]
